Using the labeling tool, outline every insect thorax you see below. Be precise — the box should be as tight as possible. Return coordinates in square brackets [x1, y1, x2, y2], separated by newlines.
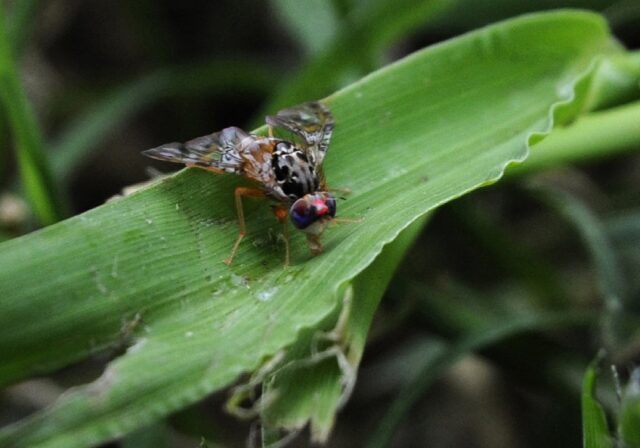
[271, 141, 320, 201]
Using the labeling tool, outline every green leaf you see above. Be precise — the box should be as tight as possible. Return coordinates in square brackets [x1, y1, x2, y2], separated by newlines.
[509, 100, 640, 177]
[120, 422, 171, 448]
[619, 368, 640, 447]
[535, 188, 628, 351]
[425, 0, 610, 32]
[606, 208, 640, 302]
[582, 356, 613, 448]
[235, 216, 429, 445]
[0, 5, 65, 225]
[0, 0, 38, 183]
[507, 51, 640, 176]
[0, 11, 620, 448]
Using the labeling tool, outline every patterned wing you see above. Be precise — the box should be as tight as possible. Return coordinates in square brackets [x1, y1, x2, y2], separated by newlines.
[265, 101, 334, 167]
[142, 126, 249, 174]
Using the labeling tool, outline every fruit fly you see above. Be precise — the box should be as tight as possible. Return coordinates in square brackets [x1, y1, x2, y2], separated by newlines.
[142, 101, 341, 266]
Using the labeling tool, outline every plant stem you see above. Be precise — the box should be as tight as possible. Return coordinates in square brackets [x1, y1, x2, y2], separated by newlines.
[0, 4, 65, 225]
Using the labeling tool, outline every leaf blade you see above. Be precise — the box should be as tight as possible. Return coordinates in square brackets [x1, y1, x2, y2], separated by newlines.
[0, 5, 65, 225]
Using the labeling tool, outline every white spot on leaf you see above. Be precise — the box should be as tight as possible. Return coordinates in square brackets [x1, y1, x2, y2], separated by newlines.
[257, 287, 278, 302]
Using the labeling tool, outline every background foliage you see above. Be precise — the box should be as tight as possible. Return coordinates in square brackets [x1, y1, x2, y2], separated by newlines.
[1, 1, 640, 447]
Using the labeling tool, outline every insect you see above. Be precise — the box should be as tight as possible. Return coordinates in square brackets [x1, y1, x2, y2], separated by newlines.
[142, 101, 344, 266]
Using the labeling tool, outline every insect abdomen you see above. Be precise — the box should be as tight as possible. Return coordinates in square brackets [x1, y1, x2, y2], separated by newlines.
[272, 143, 320, 201]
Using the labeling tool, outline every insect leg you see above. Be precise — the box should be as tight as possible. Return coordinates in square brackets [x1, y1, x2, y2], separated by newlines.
[305, 233, 324, 256]
[224, 187, 266, 265]
[332, 217, 364, 224]
[272, 206, 290, 267]
[328, 216, 365, 231]
[327, 186, 352, 195]
[282, 220, 290, 267]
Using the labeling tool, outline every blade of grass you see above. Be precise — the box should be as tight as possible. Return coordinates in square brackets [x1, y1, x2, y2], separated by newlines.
[582, 356, 614, 448]
[426, 0, 609, 32]
[536, 189, 628, 352]
[606, 208, 640, 302]
[0, 0, 38, 184]
[0, 4, 64, 225]
[120, 422, 171, 448]
[619, 368, 640, 447]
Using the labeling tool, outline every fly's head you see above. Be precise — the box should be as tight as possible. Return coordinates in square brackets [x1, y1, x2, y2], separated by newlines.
[289, 192, 336, 238]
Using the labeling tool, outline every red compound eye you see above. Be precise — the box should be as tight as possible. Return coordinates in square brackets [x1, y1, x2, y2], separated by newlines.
[312, 199, 329, 216]
[290, 194, 337, 230]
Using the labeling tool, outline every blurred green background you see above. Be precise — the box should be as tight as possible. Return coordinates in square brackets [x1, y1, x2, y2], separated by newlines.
[1, 1, 640, 447]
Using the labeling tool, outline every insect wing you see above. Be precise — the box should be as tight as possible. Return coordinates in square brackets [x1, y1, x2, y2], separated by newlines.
[266, 102, 334, 165]
[142, 126, 249, 173]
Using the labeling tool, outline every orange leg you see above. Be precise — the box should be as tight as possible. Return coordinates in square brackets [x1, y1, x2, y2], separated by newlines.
[306, 233, 324, 256]
[224, 187, 266, 265]
[281, 217, 291, 267]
